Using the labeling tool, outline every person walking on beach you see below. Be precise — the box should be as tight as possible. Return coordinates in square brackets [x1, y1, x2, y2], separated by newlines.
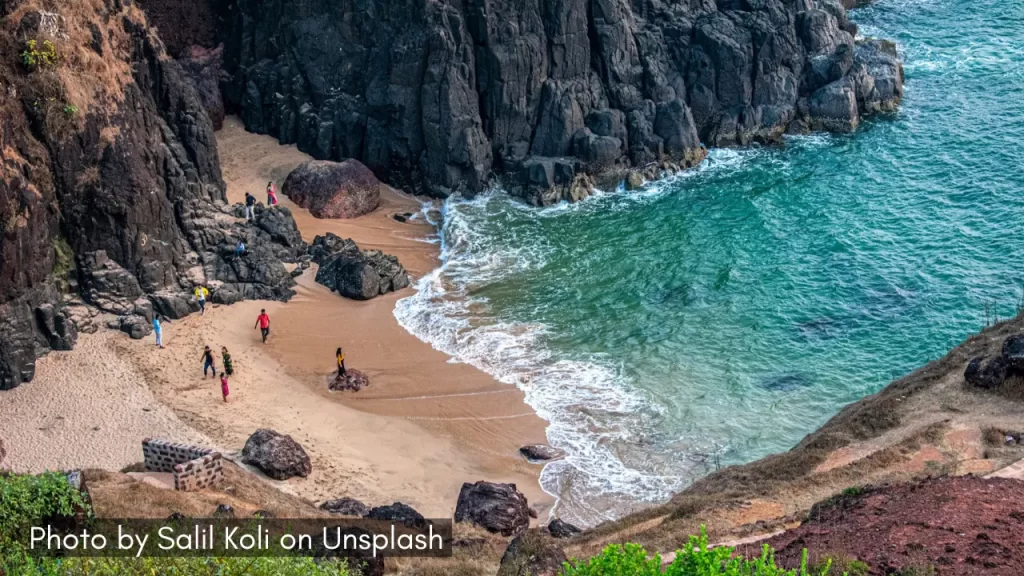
[244, 192, 256, 221]
[255, 309, 271, 343]
[266, 181, 279, 206]
[220, 372, 230, 403]
[153, 316, 164, 348]
[201, 345, 216, 378]
[336, 347, 346, 376]
[194, 285, 209, 315]
[222, 347, 234, 376]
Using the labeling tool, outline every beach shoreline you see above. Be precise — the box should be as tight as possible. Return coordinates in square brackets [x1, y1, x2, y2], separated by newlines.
[0, 117, 554, 520]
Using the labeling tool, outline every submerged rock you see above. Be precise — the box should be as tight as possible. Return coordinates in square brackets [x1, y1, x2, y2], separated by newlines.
[283, 160, 381, 219]
[454, 481, 531, 537]
[241, 429, 312, 480]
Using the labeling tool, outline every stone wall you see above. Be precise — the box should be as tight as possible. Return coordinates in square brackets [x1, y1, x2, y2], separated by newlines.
[142, 438, 223, 491]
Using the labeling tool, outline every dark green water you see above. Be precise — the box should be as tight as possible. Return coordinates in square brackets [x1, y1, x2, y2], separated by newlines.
[396, 0, 1024, 526]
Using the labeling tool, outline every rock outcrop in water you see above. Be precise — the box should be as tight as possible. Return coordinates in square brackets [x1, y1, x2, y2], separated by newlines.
[213, 0, 902, 205]
[0, 1, 302, 389]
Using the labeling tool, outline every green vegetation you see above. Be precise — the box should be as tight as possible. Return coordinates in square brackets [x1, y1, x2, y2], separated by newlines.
[62, 104, 79, 116]
[0, 473, 353, 575]
[21, 39, 59, 70]
[562, 527, 832, 576]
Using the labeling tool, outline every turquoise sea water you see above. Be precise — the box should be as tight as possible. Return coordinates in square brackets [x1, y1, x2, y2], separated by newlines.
[395, 0, 1024, 526]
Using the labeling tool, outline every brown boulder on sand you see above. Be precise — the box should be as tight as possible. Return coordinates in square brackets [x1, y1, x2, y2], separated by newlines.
[283, 160, 381, 219]
[241, 429, 312, 480]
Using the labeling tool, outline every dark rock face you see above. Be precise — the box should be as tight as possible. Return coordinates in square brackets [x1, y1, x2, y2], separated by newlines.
[136, 0, 222, 57]
[454, 481, 531, 537]
[1002, 335, 1024, 371]
[220, 0, 901, 205]
[329, 369, 371, 392]
[320, 497, 370, 517]
[520, 445, 565, 462]
[498, 531, 568, 576]
[365, 502, 427, 529]
[241, 428, 312, 480]
[178, 45, 226, 131]
[965, 355, 1009, 390]
[0, 3, 302, 390]
[283, 160, 382, 219]
[311, 233, 411, 300]
[547, 518, 581, 539]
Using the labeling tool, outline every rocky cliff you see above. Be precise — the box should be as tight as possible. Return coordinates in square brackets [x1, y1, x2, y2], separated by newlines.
[0, 0, 301, 389]
[213, 0, 902, 204]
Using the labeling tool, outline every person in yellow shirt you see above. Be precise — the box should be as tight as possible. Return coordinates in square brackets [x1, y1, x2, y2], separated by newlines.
[194, 286, 209, 315]
[336, 347, 346, 376]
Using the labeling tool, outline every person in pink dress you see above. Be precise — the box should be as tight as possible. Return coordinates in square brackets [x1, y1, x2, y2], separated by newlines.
[220, 372, 230, 403]
[266, 181, 279, 206]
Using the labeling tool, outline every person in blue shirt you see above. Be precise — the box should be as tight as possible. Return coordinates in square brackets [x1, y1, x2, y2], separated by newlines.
[153, 317, 163, 348]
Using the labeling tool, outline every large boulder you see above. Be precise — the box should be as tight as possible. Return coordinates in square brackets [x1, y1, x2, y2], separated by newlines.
[1002, 335, 1024, 371]
[365, 502, 426, 529]
[964, 356, 1008, 390]
[547, 519, 581, 539]
[312, 234, 411, 300]
[454, 481, 531, 537]
[283, 160, 381, 219]
[241, 429, 312, 480]
[498, 531, 568, 576]
[319, 497, 370, 517]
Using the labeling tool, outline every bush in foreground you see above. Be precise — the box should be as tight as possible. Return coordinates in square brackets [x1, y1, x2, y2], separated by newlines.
[562, 528, 831, 576]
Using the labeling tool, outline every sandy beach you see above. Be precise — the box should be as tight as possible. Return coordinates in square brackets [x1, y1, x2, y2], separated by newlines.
[0, 116, 552, 519]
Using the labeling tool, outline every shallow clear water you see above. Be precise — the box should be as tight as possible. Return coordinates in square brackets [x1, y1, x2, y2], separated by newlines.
[396, 0, 1024, 526]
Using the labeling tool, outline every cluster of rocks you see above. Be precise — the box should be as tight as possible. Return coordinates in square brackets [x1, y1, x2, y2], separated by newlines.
[310, 233, 411, 301]
[283, 160, 381, 219]
[240, 429, 312, 481]
[964, 335, 1024, 389]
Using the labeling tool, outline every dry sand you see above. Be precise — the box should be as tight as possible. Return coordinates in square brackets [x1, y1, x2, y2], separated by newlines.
[0, 116, 553, 520]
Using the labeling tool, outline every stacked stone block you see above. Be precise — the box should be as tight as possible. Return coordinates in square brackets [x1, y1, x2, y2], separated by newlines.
[142, 438, 224, 492]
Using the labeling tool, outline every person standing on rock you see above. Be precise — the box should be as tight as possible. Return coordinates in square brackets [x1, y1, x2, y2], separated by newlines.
[255, 309, 271, 343]
[153, 316, 164, 348]
[220, 372, 230, 403]
[222, 347, 234, 376]
[245, 192, 256, 220]
[194, 285, 209, 315]
[336, 347, 346, 376]
[266, 181, 278, 206]
[201, 345, 216, 378]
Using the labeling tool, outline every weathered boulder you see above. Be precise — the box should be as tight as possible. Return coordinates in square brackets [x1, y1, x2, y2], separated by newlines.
[454, 481, 531, 537]
[329, 369, 371, 392]
[498, 531, 567, 576]
[965, 356, 1008, 390]
[320, 497, 370, 517]
[365, 502, 426, 529]
[547, 519, 581, 539]
[283, 160, 381, 219]
[312, 234, 411, 300]
[1002, 336, 1024, 371]
[117, 315, 153, 340]
[241, 429, 312, 480]
[519, 445, 564, 462]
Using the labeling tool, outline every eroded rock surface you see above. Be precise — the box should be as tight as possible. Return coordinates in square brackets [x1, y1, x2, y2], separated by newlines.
[241, 428, 312, 480]
[311, 233, 410, 300]
[454, 481, 531, 537]
[283, 160, 381, 219]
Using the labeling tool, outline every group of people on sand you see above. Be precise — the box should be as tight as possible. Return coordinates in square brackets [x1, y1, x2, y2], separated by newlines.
[201, 345, 234, 402]
[244, 182, 279, 221]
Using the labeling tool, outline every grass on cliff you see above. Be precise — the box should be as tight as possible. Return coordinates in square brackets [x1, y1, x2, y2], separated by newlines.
[0, 472, 354, 575]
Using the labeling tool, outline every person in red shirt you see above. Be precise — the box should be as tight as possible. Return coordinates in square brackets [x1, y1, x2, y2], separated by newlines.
[255, 309, 271, 343]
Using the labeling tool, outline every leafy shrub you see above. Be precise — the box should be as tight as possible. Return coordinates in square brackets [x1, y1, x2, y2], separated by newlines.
[562, 527, 832, 576]
[21, 39, 59, 70]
